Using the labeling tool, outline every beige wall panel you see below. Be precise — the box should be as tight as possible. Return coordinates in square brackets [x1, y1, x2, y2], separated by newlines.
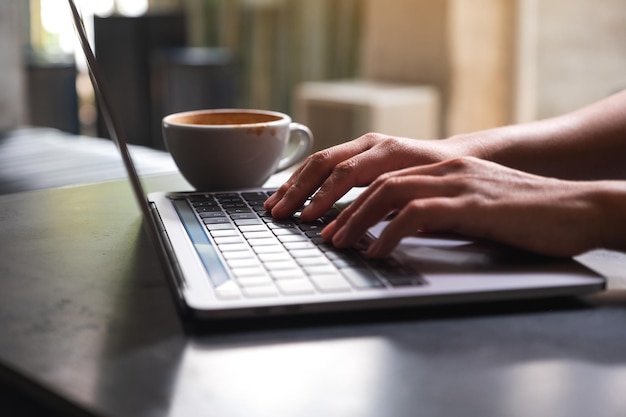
[360, 0, 517, 136]
[360, 0, 449, 98]
[446, 0, 516, 134]
[534, 0, 626, 118]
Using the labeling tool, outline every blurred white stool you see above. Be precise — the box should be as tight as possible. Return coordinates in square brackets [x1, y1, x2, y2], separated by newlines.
[293, 80, 440, 152]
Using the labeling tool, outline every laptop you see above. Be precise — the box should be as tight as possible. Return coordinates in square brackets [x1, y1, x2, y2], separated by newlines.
[67, 0, 605, 322]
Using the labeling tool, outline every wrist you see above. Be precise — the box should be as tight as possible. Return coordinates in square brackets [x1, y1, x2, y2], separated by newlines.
[592, 181, 626, 252]
[444, 129, 502, 160]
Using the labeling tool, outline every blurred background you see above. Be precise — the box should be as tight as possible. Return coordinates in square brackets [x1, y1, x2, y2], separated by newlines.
[2, 0, 626, 151]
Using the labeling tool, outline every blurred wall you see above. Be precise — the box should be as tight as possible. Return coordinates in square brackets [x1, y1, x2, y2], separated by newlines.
[360, 0, 516, 136]
[518, 0, 626, 120]
[362, 0, 626, 135]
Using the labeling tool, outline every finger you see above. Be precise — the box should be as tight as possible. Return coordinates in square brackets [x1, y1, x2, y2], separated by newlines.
[366, 197, 460, 257]
[320, 218, 339, 241]
[264, 162, 308, 208]
[328, 178, 404, 248]
[330, 174, 455, 248]
[321, 158, 467, 225]
[300, 138, 417, 221]
[264, 158, 316, 213]
[300, 153, 386, 220]
[320, 188, 378, 243]
[319, 170, 390, 241]
[268, 138, 378, 218]
[330, 159, 475, 232]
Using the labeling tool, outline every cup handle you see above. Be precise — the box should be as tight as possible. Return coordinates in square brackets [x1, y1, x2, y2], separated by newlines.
[276, 122, 313, 172]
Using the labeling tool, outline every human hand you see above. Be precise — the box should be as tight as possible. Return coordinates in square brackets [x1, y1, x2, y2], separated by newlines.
[264, 133, 462, 221]
[322, 156, 608, 258]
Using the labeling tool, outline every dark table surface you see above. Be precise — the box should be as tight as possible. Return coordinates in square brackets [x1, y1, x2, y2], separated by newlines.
[2, 130, 626, 417]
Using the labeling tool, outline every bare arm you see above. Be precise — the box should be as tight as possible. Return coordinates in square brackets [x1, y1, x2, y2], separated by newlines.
[453, 88, 626, 179]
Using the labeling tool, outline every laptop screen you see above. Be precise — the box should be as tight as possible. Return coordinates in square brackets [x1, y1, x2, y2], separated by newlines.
[67, 0, 155, 223]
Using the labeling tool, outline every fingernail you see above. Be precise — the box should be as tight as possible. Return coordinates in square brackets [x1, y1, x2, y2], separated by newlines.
[332, 226, 347, 246]
[321, 220, 337, 240]
[270, 201, 286, 218]
[264, 193, 277, 207]
[300, 202, 316, 220]
[366, 240, 381, 257]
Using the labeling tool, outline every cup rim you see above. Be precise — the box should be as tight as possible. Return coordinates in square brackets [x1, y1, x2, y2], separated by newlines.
[162, 108, 289, 128]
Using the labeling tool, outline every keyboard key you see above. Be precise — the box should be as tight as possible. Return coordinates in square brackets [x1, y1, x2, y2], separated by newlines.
[199, 211, 226, 218]
[248, 237, 281, 247]
[190, 195, 216, 203]
[192, 201, 218, 207]
[309, 274, 351, 293]
[209, 229, 240, 237]
[263, 260, 299, 270]
[238, 224, 267, 232]
[271, 228, 302, 236]
[215, 192, 240, 199]
[270, 269, 307, 280]
[234, 219, 263, 226]
[252, 245, 287, 254]
[226, 207, 252, 214]
[324, 250, 359, 261]
[236, 275, 273, 287]
[203, 217, 231, 225]
[225, 258, 261, 269]
[295, 257, 330, 267]
[321, 208, 341, 222]
[283, 241, 316, 251]
[298, 222, 325, 231]
[329, 258, 360, 268]
[309, 237, 326, 246]
[230, 213, 258, 220]
[205, 223, 236, 231]
[257, 252, 292, 262]
[196, 206, 221, 212]
[267, 221, 297, 229]
[218, 243, 249, 252]
[277, 234, 308, 243]
[221, 250, 254, 260]
[276, 279, 316, 295]
[241, 191, 268, 201]
[214, 281, 242, 300]
[242, 231, 274, 240]
[289, 248, 323, 258]
[386, 276, 423, 287]
[303, 265, 338, 276]
[340, 268, 385, 289]
[242, 285, 279, 298]
[231, 267, 267, 278]
[213, 236, 245, 245]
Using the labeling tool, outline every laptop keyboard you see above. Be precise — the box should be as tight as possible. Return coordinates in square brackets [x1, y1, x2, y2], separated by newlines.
[183, 191, 422, 300]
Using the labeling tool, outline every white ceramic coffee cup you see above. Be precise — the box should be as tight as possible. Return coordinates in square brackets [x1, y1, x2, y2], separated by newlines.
[162, 109, 313, 190]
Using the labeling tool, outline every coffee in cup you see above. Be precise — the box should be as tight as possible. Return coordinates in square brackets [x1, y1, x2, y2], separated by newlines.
[162, 109, 313, 190]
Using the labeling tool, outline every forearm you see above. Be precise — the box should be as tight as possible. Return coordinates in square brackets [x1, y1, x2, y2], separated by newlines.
[592, 180, 626, 252]
[447, 89, 626, 180]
